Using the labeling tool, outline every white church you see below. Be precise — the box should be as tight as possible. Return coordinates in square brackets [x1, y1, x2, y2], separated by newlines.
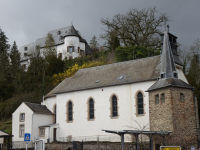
[12, 30, 199, 148]
[19, 25, 93, 71]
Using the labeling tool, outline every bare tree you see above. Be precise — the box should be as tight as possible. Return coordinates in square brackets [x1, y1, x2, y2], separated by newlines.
[100, 7, 170, 49]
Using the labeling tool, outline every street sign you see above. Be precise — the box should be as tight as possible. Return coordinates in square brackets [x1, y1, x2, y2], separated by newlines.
[163, 147, 181, 150]
[24, 133, 31, 141]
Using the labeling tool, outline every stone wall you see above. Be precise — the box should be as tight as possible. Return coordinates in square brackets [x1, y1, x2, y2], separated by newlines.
[149, 87, 198, 148]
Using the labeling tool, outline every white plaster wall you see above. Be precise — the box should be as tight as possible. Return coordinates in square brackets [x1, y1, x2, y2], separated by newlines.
[43, 80, 156, 142]
[32, 114, 54, 142]
[12, 103, 33, 142]
[41, 97, 56, 114]
[79, 42, 85, 51]
[176, 68, 188, 83]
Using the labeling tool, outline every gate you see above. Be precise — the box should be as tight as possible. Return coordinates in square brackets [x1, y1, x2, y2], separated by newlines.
[73, 141, 83, 150]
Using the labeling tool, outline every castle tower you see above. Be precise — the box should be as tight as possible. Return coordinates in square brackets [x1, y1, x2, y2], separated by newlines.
[147, 31, 199, 148]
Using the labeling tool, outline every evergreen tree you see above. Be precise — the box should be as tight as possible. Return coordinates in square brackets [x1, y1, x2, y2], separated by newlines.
[89, 36, 99, 51]
[44, 33, 56, 60]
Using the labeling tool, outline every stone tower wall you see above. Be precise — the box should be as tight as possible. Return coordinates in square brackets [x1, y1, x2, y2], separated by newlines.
[149, 87, 198, 148]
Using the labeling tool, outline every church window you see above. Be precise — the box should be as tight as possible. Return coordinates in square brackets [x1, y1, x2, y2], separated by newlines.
[161, 93, 165, 103]
[40, 128, 45, 137]
[137, 92, 144, 115]
[20, 113, 25, 122]
[180, 93, 185, 102]
[89, 99, 94, 119]
[112, 95, 118, 117]
[155, 94, 159, 104]
[68, 101, 73, 122]
[19, 125, 24, 137]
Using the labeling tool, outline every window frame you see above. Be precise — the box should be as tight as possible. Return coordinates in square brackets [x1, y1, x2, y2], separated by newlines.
[161, 93, 165, 104]
[155, 94, 159, 105]
[19, 113, 25, 122]
[19, 124, 25, 138]
[66, 100, 74, 123]
[109, 94, 119, 119]
[134, 90, 146, 117]
[87, 97, 96, 121]
[180, 93, 185, 102]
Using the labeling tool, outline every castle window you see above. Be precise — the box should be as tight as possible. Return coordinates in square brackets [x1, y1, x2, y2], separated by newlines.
[180, 93, 185, 102]
[67, 46, 74, 52]
[137, 92, 144, 115]
[89, 98, 94, 119]
[58, 53, 62, 59]
[68, 101, 73, 122]
[112, 95, 118, 117]
[155, 94, 159, 104]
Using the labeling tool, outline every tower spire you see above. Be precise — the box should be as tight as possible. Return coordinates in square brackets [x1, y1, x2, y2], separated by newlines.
[160, 31, 177, 79]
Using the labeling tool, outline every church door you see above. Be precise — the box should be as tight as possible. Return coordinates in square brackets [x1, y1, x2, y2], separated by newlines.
[53, 128, 57, 141]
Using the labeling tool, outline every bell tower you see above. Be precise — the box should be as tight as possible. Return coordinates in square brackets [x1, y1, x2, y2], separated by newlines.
[147, 31, 198, 148]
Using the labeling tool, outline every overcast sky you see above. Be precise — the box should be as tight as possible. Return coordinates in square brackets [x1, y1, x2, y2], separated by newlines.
[0, 0, 200, 49]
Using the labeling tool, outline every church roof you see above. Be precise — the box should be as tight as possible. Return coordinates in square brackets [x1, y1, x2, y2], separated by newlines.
[24, 102, 53, 115]
[45, 55, 161, 98]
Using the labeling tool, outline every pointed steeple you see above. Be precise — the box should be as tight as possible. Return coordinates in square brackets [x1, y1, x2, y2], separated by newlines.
[146, 31, 193, 92]
[160, 31, 178, 79]
[65, 24, 80, 37]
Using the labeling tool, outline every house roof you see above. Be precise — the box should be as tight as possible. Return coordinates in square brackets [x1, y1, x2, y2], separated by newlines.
[24, 102, 53, 115]
[45, 55, 161, 98]
[0, 130, 9, 135]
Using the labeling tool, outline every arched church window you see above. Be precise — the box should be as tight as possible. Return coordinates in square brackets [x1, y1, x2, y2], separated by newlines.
[89, 99, 94, 119]
[180, 93, 185, 102]
[137, 92, 144, 115]
[68, 101, 73, 121]
[112, 95, 118, 117]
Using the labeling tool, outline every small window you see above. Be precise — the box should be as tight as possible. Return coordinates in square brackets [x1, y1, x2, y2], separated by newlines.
[22, 64, 26, 70]
[89, 99, 94, 119]
[19, 125, 24, 137]
[68, 101, 73, 122]
[40, 128, 45, 137]
[78, 47, 80, 53]
[155, 94, 159, 104]
[180, 93, 185, 102]
[24, 47, 28, 51]
[137, 92, 144, 115]
[67, 46, 74, 53]
[24, 53, 27, 57]
[112, 95, 118, 117]
[161, 93, 165, 103]
[58, 53, 62, 59]
[20, 113, 25, 122]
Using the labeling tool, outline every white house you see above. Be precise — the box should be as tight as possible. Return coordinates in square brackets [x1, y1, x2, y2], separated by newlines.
[19, 25, 93, 71]
[12, 31, 199, 148]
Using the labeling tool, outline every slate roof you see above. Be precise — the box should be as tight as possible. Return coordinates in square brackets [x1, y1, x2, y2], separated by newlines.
[19, 25, 92, 60]
[45, 55, 161, 98]
[146, 78, 194, 92]
[24, 102, 53, 115]
[146, 31, 193, 92]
